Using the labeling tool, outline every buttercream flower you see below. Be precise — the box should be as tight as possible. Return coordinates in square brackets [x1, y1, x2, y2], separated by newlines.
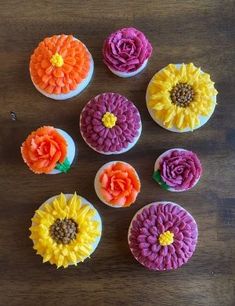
[128, 202, 198, 271]
[146, 63, 218, 131]
[103, 27, 152, 75]
[21, 126, 72, 174]
[153, 149, 202, 191]
[95, 161, 141, 207]
[80, 93, 142, 154]
[30, 193, 102, 268]
[30, 34, 93, 99]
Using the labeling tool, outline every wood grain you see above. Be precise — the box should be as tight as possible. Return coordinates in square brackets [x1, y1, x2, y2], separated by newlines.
[0, 1, 234, 305]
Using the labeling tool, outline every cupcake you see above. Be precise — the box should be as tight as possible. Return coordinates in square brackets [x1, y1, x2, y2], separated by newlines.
[21, 126, 76, 174]
[146, 63, 218, 132]
[30, 193, 102, 268]
[103, 27, 152, 77]
[128, 202, 198, 271]
[30, 34, 94, 100]
[80, 92, 142, 154]
[153, 148, 202, 192]
[94, 161, 141, 208]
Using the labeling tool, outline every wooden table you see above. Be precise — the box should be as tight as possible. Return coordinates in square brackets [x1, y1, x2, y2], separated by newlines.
[0, 1, 234, 305]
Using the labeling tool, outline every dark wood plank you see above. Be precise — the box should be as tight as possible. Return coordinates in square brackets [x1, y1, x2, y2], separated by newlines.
[0, 1, 234, 305]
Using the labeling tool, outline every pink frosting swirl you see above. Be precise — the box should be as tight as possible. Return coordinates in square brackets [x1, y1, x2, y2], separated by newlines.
[159, 149, 202, 191]
[128, 202, 198, 271]
[103, 27, 152, 73]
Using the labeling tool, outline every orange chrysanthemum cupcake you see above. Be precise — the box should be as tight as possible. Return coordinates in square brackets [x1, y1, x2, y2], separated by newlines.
[30, 34, 94, 100]
[94, 161, 141, 208]
[21, 126, 76, 174]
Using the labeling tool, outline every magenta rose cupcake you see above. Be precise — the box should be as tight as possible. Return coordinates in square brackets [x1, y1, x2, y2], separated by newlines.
[128, 202, 198, 271]
[80, 93, 142, 154]
[153, 148, 202, 192]
[103, 27, 152, 78]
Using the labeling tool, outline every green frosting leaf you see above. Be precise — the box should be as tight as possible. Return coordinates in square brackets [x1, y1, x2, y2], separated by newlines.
[55, 158, 71, 173]
[152, 170, 170, 190]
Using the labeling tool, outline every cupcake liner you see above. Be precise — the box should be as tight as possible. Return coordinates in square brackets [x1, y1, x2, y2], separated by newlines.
[107, 59, 148, 78]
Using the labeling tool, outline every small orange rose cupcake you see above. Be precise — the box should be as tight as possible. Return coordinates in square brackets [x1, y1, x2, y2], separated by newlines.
[94, 161, 141, 208]
[30, 34, 94, 100]
[21, 126, 76, 174]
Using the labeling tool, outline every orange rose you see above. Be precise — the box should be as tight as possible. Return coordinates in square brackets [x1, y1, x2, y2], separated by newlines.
[99, 162, 141, 207]
[21, 126, 67, 174]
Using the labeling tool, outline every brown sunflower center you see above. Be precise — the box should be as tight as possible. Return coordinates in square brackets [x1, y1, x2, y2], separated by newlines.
[49, 218, 78, 244]
[170, 83, 195, 107]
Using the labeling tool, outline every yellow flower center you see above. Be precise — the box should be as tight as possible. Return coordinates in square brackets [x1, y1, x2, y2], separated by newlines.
[50, 52, 64, 67]
[102, 112, 117, 128]
[158, 231, 174, 246]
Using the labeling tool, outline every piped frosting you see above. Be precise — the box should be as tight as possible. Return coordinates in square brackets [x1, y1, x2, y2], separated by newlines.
[30, 193, 101, 268]
[30, 34, 91, 95]
[80, 93, 141, 153]
[103, 27, 152, 73]
[129, 202, 198, 271]
[146, 63, 218, 130]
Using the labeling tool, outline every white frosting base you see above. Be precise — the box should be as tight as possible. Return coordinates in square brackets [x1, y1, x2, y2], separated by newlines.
[30, 37, 94, 100]
[108, 59, 148, 78]
[128, 201, 198, 270]
[33, 194, 102, 266]
[146, 64, 217, 132]
[154, 148, 201, 192]
[48, 129, 76, 175]
[94, 161, 140, 208]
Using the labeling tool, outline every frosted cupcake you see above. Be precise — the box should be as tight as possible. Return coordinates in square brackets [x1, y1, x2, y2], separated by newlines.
[30, 34, 94, 100]
[103, 27, 152, 77]
[146, 63, 218, 132]
[21, 126, 76, 174]
[80, 93, 142, 154]
[128, 202, 198, 271]
[30, 193, 102, 268]
[153, 148, 202, 192]
[94, 161, 141, 208]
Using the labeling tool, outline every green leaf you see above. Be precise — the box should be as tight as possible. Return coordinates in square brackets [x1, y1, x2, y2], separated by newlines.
[55, 158, 71, 173]
[152, 170, 170, 190]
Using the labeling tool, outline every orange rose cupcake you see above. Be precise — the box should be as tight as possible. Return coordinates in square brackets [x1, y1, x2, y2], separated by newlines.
[30, 34, 94, 100]
[21, 126, 76, 174]
[94, 161, 141, 208]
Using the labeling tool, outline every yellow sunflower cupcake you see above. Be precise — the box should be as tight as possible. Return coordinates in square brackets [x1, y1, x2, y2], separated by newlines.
[146, 63, 218, 132]
[30, 193, 102, 268]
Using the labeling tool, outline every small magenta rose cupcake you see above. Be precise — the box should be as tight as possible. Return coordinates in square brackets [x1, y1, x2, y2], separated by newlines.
[153, 148, 202, 192]
[30, 34, 94, 100]
[128, 202, 198, 271]
[21, 126, 76, 174]
[103, 27, 152, 77]
[30, 193, 102, 268]
[80, 93, 142, 154]
[94, 161, 141, 208]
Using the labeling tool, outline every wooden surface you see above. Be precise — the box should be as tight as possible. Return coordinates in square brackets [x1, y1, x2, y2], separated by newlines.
[0, 1, 234, 305]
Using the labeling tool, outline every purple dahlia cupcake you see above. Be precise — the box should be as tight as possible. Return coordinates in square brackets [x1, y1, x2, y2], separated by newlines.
[80, 93, 142, 154]
[128, 202, 198, 271]
[153, 148, 202, 192]
[103, 27, 152, 78]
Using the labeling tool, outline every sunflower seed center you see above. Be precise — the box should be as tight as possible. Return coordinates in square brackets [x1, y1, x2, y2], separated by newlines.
[170, 83, 195, 107]
[49, 218, 78, 244]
